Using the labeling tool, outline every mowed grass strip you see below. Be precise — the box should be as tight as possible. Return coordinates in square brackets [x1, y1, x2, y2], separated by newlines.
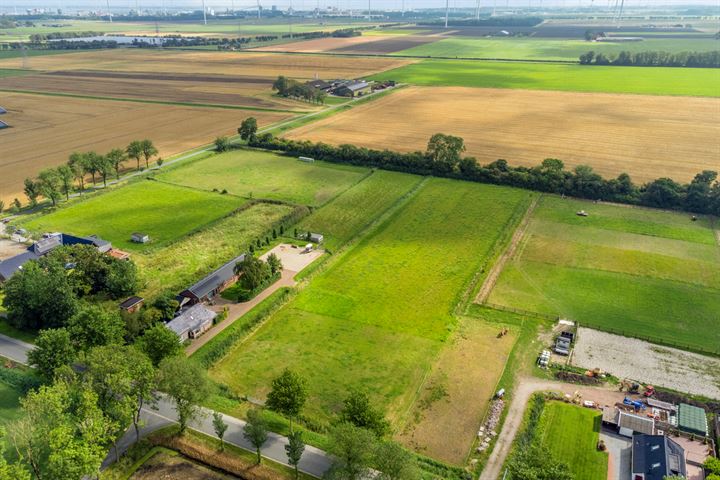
[488, 196, 720, 352]
[210, 179, 532, 424]
[22, 181, 246, 251]
[538, 401, 608, 480]
[371, 59, 720, 97]
[157, 149, 369, 206]
[137, 202, 295, 297]
[297, 170, 424, 250]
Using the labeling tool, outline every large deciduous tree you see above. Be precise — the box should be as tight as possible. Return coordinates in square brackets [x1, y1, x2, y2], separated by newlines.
[243, 408, 268, 464]
[158, 356, 210, 433]
[325, 423, 377, 480]
[126, 140, 143, 170]
[426, 133, 465, 174]
[265, 368, 307, 432]
[138, 323, 183, 367]
[238, 117, 258, 141]
[27, 328, 76, 381]
[339, 389, 389, 437]
[140, 139, 158, 169]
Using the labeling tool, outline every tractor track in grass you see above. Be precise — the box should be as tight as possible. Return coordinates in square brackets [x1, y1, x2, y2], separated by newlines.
[475, 195, 540, 304]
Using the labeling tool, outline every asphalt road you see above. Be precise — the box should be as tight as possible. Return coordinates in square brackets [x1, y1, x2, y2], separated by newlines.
[105, 395, 333, 478]
[0, 333, 33, 365]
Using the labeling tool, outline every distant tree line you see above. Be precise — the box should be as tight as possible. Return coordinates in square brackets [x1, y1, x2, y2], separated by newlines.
[272, 76, 327, 104]
[247, 130, 720, 215]
[418, 16, 542, 27]
[579, 50, 720, 68]
[10, 139, 158, 211]
[28, 30, 105, 42]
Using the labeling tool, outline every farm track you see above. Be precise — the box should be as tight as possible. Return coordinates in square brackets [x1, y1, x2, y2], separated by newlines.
[475, 195, 540, 304]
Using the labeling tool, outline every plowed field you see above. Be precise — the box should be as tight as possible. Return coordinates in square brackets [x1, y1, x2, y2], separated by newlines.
[285, 86, 720, 183]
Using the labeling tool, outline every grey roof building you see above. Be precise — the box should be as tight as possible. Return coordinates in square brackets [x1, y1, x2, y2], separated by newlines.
[0, 106, 6, 114]
[166, 304, 217, 342]
[178, 254, 245, 305]
[0, 120, 8, 129]
[632, 434, 686, 480]
[0, 251, 40, 282]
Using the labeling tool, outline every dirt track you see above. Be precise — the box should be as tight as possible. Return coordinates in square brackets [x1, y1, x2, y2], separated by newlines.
[286, 86, 720, 183]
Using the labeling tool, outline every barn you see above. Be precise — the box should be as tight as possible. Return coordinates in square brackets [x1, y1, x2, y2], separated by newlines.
[177, 254, 246, 306]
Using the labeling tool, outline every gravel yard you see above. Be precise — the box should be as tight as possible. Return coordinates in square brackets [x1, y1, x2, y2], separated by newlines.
[572, 327, 720, 399]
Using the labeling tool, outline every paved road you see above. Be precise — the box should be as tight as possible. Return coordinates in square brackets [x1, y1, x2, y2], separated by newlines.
[106, 395, 332, 478]
[0, 333, 33, 365]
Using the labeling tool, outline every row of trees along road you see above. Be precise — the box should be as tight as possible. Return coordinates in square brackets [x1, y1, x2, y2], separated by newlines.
[579, 50, 720, 68]
[243, 121, 720, 216]
[6, 139, 158, 212]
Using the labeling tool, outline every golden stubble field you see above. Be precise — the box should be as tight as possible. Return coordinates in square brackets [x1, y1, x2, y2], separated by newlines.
[0, 49, 413, 80]
[0, 92, 292, 204]
[286, 86, 720, 183]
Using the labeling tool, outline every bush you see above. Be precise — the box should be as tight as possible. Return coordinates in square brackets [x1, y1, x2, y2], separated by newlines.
[0, 366, 41, 394]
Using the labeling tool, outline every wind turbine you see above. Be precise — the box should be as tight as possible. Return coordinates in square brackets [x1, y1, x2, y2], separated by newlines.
[257, 0, 261, 19]
[201, 0, 207, 24]
[444, 0, 449, 28]
[106, 0, 112, 21]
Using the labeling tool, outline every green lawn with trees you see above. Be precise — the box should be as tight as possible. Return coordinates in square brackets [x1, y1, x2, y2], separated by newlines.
[297, 170, 424, 250]
[393, 37, 720, 61]
[156, 149, 369, 207]
[210, 179, 532, 427]
[371, 59, 720, 97]
[21, 181, 246, 251]
[537, 401, 608, 480]
[488, 195, 720, 353]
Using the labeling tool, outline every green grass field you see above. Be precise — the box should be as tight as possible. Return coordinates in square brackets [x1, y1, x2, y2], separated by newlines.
[297, 170, 423, 250]
[488, 195, 720, 353]
[156, 150, 369, 206]
[136, 202, 294, 297]
[210, 179, 532, 425]
[394, 37, 720, 61]
[538, 401, 608, 480]
[371, 59, 720, 97]
[21, 181, 246, 251]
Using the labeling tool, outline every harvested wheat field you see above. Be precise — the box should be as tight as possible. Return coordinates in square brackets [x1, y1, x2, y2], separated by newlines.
[286, 86, 720, 183]
[0, 71, 308, 111]
[0, 49, 413, 80]
[0, 92, 291, 204]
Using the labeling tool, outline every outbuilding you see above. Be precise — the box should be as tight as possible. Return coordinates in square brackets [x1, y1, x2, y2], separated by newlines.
[131, 233, 150, 244]
[166, 304, 217, 342]
[119, 296, 144, 313]
[617, 411, 656, 437]
[677, 403, 708, 437]
[309, 233, 324, 243]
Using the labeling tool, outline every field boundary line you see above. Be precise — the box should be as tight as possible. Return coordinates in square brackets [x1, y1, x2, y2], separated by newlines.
[475, 195, 540, 305]
[0, 88, 309, 114]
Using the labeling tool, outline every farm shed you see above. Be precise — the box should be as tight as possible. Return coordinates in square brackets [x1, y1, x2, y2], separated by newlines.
[631, 434, 686, 480]
[165, 304, 216, 342]
[306, 79, 332, 91]
[178, 254, 246, 306]
[108, 248, 131, 261]
[131, 232, 150, 244]
[309, 233, 324, 243]
[119, 296, 144, 313]
[677, 403, 708, 437]
[332, 80, 372, 97]
[618, 411, 656, 437]
[61, 233, 113, 253]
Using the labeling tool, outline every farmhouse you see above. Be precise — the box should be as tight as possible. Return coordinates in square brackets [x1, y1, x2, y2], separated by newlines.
[165, 303, 216, 342]
[631, 434, 686, 480]
[0, 232, 112, 282]
[177, 254, 245, 306]
[306, 79, 332, 91]
[119, 296, 144, 313]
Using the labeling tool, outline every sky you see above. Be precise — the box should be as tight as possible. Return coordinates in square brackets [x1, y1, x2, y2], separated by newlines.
[1, 0, 719, 12]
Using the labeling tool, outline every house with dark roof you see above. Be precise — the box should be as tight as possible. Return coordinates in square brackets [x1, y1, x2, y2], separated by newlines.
[177, 254, 245, 306]
[632, 434, 686, 480]
[306, 79, 332, 91]
[166, 304, 217, 342]
[0, 233, 112, 282]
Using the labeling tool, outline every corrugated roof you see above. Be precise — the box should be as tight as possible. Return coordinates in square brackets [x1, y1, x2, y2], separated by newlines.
[119, 296, 144, 309]
[166, 304, 216, 337]
[618, 411, 655, 435]
[678, 403, 708, 436]
[184, 254, 245, 299]
[647, 398, 677, 412]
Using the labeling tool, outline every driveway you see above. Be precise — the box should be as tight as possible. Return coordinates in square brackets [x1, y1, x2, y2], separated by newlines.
[600, 428, 631, 480]
[0, 333, 33, 365]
